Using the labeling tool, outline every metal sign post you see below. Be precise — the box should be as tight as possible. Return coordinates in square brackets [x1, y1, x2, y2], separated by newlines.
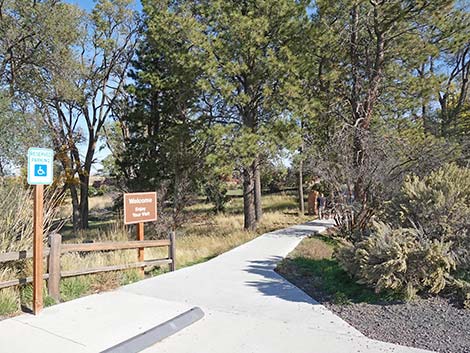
[27, 148, 54, 315]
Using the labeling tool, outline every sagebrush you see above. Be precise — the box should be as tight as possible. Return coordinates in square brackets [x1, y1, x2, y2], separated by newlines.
[336, 164, 470, 304]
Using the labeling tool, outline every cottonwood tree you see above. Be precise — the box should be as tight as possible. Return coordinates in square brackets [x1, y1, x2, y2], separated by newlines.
[31, 0, 138, 230]
[0, 1, 79, 176]
[0, 0, 78, 93]
[0, 93, 49, 176]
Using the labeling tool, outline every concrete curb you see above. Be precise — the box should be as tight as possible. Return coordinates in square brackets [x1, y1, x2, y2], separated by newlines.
[100, 307, 204, 353]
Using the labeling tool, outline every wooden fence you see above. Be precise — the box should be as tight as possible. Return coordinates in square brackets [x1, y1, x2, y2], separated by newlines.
[0, 232, 175, 302]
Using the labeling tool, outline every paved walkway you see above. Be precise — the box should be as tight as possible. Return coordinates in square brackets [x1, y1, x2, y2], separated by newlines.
[0, 220, 433, 353]
[125, 220, 432, 353]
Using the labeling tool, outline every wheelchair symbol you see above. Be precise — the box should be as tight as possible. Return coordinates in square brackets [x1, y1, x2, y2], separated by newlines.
[34, 164, 47, 177]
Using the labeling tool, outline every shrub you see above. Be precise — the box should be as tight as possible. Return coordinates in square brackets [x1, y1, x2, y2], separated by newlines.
[387, 163, 470, 267]
[335, 222, 456, 299]
[60, 277, 91, 302]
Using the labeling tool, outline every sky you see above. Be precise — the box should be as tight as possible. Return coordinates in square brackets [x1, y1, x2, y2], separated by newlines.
[62, 0, 143, 174]
[66, 0, 142, 12]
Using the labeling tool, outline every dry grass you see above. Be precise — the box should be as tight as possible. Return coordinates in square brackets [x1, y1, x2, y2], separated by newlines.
[287, 237, 335, 260]
[1, 192, 309, 317]
[59, 209, 310, 275]
[58, 195, 114, 219]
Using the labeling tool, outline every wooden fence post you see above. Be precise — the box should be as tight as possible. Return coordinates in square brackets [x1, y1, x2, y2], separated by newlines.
[169, 230, 176, 271]
[137, 222, 145, 277]
[47, 233, 61, 302]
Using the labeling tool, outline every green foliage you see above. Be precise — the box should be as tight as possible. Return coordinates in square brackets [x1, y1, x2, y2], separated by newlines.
[284, 257, 388, 304]
[88, 186, 106, 197]
[19, 283, 55, 309]
[60, 277, 91, 302]
[204, 176, 229, 214]
[387, 163, 470, 265]
[453, 279, 470, 309]
[119, 0, 206, 200]
[196, 0, 307, 169]
[336, 164, 470, 305]
[261, 161, 289, 193]
[0, 92, 49, 175]
[336, 222, 456, 299]
[120, 270, 141, 286]
[0, 0, 83, 93]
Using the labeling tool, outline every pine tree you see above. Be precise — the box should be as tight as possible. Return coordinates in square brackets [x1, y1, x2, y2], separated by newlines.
[119, 0, 208, 227]
[191, 0, 308, 229]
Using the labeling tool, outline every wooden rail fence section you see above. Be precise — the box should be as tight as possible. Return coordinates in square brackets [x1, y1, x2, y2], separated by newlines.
[0, 232, 176, 303]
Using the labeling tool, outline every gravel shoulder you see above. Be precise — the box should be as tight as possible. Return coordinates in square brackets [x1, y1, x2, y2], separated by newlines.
[276, 236, 470, 353]
[325, 297, 470, 353]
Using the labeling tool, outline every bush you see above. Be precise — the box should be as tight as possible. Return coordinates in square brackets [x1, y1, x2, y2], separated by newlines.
[88, 185, 105, 197]
[336, 222, 456, 299]
[387, 163, 470, 267]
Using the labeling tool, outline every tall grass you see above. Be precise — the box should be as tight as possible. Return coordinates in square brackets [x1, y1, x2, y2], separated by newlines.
[58, 195, 114, 220]
[0, 183, 64, 316]
[0, 184, 62, 253]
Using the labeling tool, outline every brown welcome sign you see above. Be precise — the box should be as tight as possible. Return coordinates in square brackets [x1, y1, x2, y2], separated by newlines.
[123, 192, 157, 225]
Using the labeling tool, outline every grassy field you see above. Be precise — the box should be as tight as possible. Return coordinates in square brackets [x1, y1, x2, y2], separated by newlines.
[0, 192, 310, 317]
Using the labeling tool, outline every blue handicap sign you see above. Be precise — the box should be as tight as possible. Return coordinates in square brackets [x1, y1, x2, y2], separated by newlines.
[27, 147, 54, 185]
[34, 164, 47, 177]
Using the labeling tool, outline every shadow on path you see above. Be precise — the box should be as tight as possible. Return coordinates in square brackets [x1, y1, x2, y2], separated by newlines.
[244, 257, 320, 305]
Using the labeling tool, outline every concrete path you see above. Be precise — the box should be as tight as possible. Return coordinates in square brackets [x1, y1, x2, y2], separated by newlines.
[0, 220, 434, 353]
[122, 220, 433, 353]
[0, 290, 196, 352]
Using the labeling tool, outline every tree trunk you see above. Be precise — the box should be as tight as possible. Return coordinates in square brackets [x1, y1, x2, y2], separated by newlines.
[254, 158, 262, 222]
[243, 164, 256, 231]
[352, 127, 366, 203]
[79, 173, 90, 230]
[173, 164, 181, 230]
[70, 184, 80, 233]
[298, 159, 304, 215]
[298, 126, 305, 215]
[78, 135, 96, 230]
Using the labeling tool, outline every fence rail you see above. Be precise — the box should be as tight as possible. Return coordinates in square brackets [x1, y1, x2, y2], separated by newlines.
[0, 249, 50, 262]
[0, 232, 176, 301]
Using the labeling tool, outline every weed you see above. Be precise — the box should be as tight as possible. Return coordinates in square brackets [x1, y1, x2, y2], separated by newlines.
[121, 270, 141, 285]
[60, 277, 91, 302]
[44, 295, 57, 307]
